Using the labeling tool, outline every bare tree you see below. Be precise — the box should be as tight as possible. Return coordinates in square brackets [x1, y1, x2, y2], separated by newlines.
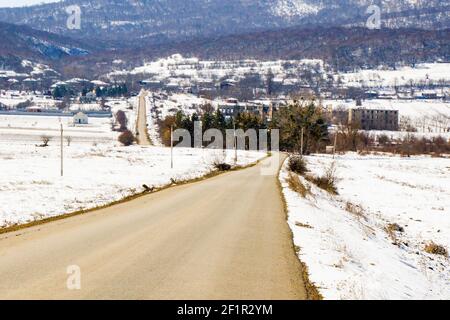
[115, 110, 128, 131]
[39, 135, 51, 147]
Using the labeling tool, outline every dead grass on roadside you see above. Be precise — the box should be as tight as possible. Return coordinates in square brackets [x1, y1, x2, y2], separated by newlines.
[287, 173, 311, 198]
[385, 223, 405, 245]
[295, 221, 313, 229]
[305, 162, 339, 195]
[424, 242, 448, 257]
[345, 202, 366, 219]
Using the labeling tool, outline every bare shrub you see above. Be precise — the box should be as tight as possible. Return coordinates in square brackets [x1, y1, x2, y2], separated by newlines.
[287, 172, 311, 198]
[306, 162, 339, 195]
[118, 130, 135, 146]
[209, 151, 231, 171]
[39, 135, 51, 147]
[385, 223, 405, 245]
[377, 134, 390, 146]
[115, 110, 128, 132]
[288, 156, 308, 175]
[345, 202, 366, 219]
[387, 223, 404, 233]
[424, 242, 448, 256]
[214, 162, 232, 171]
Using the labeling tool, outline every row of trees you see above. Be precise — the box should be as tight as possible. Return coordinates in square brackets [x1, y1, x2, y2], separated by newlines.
[158, 109, 266, 148]
[94, 84, 129, 98]
[332, 127, 450, 156]
[158, 101, 330, 154]
[52, 84, 129, 99]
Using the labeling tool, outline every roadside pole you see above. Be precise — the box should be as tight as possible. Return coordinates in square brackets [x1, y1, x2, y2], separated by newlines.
[170, 125, 174, 169]
[234, 122, 237, 164]
[60, 123, 64, 177]
[333, 129, 338, 159]
[300, 127, 304, 158]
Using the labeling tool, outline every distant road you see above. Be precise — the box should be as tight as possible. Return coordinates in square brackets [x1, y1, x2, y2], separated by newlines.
[136, 91, 151, 146]
[0, 155, 307, 299]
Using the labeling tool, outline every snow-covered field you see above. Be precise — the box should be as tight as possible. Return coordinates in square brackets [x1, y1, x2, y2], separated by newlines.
[336, 63, 450, 88]
[0, 114, 114, 143]
[280, 153, 449, 299]
[0, 141, 264, 228]
[0, 97, 137, 143]
[0, 91, 58, 109]
[0, 98, 264, 229]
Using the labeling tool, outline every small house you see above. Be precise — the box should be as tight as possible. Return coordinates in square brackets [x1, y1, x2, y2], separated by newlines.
[73, 112, 88, 125]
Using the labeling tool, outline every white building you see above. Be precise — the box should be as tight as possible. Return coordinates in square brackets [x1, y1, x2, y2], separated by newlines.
[73, 112, 88, 125]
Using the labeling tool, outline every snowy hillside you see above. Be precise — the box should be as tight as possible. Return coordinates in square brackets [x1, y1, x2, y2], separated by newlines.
[0, 0, 447, 43]
[271, 0, 322, 18]
[109, 53, 324, 87]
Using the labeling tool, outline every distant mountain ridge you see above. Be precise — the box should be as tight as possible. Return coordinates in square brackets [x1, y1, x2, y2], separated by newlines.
[0, 0, 448, 43]
[60, 26, 450, 79]
[0, 21, 94, 72]
[0, 21, 94, 58]
[0, 1, 448, 78]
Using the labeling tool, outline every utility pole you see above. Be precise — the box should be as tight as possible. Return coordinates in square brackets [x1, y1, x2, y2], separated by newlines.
[333, 130, 338, 159]
[300, 127, 304, 158]
[170, 125, 174, 169]
[60, 123, 64, 177]
[233, 122, 237, 164]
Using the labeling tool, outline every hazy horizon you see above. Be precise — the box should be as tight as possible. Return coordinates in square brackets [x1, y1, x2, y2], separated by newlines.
[0, 0, 61, 8]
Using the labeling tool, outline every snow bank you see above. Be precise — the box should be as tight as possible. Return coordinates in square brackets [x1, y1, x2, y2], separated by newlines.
[280, 153, 449, 299]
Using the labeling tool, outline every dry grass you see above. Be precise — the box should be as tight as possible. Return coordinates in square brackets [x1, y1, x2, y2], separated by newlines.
[295, 221, 313, 229]
[287, 173, 311, 198]
[305, 162, 339, 195]
[424, 242, 448, 256]
[345, 202, 366, 219]
[387, 223, 405, 233]
[305, 174, 338, 195]
[385, 223, 405, 245]
[277, 169, 323, 300]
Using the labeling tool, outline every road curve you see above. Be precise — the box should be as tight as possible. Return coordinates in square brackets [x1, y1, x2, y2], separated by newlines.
[0, 155, 307, 300]
[136, 91, 151, 146]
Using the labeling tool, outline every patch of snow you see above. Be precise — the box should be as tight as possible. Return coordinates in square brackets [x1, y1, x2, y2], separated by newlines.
[272, 0, 322, 18]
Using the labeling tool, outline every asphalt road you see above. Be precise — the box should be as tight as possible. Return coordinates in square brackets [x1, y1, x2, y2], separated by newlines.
[136, 91, 151, 146]
[0, 155, 307, 299]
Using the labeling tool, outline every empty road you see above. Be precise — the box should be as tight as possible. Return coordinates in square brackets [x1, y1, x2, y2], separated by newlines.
[0, 155, 307, 299]
[136, 91, 151, 146]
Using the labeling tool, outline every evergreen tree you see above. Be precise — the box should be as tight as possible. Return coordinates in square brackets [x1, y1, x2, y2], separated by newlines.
[271, 101, 329, 154]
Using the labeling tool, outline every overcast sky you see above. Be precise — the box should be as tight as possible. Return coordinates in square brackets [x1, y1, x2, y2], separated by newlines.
[0, 0, 61, 8]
